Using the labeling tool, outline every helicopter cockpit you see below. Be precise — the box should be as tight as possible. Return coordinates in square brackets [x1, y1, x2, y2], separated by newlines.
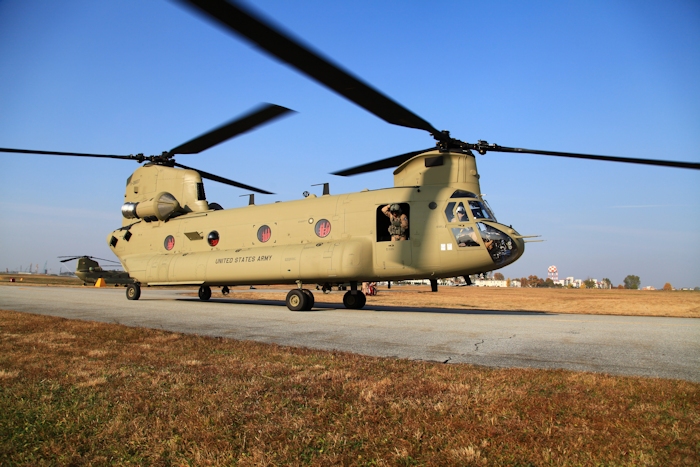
[444, 190, 496, 223]
[444, 189, 520, 266]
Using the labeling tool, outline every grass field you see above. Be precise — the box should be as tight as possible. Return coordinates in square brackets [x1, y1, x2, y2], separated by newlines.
[1, 309, 698, 466]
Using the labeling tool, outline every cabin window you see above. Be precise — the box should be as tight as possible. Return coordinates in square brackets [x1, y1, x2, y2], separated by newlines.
[164, 235, 175, 251]
[257, 225, 271, 242]
[376, 203, 410, 242]
[315, 219, 331, 238]
[207, 231, 219, 247]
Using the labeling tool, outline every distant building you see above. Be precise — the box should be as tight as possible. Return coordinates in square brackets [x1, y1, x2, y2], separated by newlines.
[472, 278, 521, 288]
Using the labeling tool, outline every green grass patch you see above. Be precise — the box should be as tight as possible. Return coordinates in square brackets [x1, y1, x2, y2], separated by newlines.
[1, 310, 698, 466]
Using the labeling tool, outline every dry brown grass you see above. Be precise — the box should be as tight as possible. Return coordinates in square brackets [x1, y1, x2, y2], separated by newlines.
[0, 274, 83, 287]
[1, 309, 698, 466]
[216, 285, 700, 318]
[4, 273, 699, 317]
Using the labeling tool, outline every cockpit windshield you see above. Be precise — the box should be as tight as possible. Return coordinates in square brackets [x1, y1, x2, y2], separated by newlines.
[469, 200, 496, 221]
[449, 190, 496, 221]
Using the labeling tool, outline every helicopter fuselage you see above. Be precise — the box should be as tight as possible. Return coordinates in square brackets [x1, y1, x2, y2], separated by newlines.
[108, 150, 525, 288]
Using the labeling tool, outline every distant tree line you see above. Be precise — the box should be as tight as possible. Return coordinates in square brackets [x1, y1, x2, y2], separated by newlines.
[504, 274, 657, 289]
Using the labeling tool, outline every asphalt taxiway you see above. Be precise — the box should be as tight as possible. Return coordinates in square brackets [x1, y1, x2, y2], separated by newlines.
[1, 286, 698, 382]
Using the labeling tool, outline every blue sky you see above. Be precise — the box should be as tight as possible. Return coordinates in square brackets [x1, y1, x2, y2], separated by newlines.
[1, 0, 698, 288]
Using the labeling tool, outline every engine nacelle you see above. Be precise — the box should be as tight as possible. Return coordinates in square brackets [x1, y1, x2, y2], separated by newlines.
[122, 192, 180, 221]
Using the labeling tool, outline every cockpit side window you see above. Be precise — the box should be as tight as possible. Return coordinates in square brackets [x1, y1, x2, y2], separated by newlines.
[455, 202, 469, 222]
[444, 202, 456, 222]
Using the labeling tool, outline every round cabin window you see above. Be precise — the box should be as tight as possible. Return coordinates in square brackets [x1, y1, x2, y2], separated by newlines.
[315, 219, 331, 238]
[207, 231, 219, 247]
[164, 235, 175, 251]
[257, 225, 271, 243]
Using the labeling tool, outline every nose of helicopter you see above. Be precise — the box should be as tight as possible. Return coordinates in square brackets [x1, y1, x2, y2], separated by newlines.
[477, 222, 524, 268]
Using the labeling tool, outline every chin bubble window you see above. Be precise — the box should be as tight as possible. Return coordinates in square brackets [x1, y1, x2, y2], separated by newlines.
[207, 231, 219, 247]
[315, 219, 331, 238]
[257, 225, 271, 243]
[452, 226, 480, 247]
[477, 222, 518, 265]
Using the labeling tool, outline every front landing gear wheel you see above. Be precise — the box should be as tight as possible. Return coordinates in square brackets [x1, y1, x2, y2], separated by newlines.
[286, 289, 308, 311]
[343, 291, 366, 309]
[198, 285, 212, 301]
[126, 283, 141, 301]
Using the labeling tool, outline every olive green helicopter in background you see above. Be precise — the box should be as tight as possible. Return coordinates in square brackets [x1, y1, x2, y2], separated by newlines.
[59, 255, 133, 286]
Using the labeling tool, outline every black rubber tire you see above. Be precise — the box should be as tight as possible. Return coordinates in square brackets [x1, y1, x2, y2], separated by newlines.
[343, 291, 366, 309]
[198, 285, 212, 301]
[301, 289, 315, 310]
[126, 283, 141, 301]
[286, 289, 308, 311]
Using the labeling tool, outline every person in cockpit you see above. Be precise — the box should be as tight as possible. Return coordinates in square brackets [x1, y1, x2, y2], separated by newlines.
[456, 204, 468, 222]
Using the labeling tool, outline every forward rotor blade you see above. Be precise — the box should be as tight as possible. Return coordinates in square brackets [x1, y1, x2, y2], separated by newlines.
[333, 148, 436, 176]
[178, 0, 440, 135]
[169, 103, 295, 155]
[0, 147, 135, 160]
[476, 143, 700, 170]
[58, 256, 81, 263]
[173, 162, 274, 194]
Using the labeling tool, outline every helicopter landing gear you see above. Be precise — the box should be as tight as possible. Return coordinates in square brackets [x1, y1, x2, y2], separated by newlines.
[343, 282, 366, 309]
[286, 283, 315, 311]
[126, 283, 141, 301]
[221, 285, 230, 296]
[198, 285, 212, 301]
[430, 279, 438, 292]
[302, 289, 315, 308]
[343, 290, 366, 309]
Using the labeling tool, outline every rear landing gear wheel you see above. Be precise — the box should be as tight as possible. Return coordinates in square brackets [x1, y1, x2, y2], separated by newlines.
[126, 283, 141, 301]
[198, 285, 212, 301]
[286, 289, 308, 311]
[301, 289, 315, 310]
[343, 291, 366, 309]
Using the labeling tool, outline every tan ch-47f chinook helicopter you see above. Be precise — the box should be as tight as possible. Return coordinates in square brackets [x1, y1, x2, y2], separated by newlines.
[2, 0, 699, 311]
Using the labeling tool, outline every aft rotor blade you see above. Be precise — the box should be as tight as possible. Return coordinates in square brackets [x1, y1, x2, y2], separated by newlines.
[475, 143, 700, 170]
[333, 148, 435, 176]
[89, 256, 122, 264]
[169, 103, 295, 155]
[178, 0, 440, 135]
[173, 161, 274, 194]
[0, 147, 136, 160]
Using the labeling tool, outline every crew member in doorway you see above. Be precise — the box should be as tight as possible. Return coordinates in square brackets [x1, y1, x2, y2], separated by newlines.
[382, 204, 409, 241]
